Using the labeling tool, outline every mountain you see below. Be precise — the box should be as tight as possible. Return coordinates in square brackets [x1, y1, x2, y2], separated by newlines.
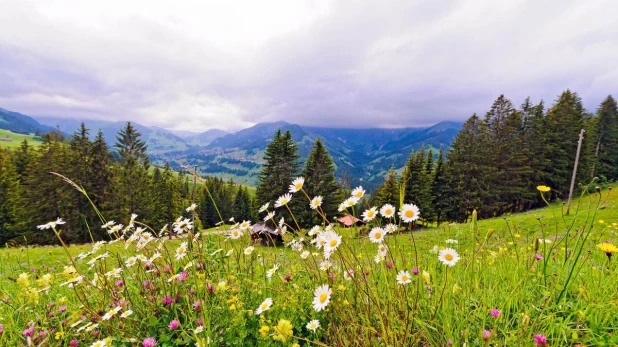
[180, 121, 462, 189]
[185, 129, 228, 146]
[0, 108, 57, 135]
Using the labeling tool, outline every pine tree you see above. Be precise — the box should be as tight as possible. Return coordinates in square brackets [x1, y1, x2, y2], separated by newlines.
[0, 150, 25, 244]
[401, 147, 433, 223]
[300, 138, 342, 226]
[372, 167, 400, 209]
[520, 98, 548, 208]
[431, 149, 450, 226]
[594, 95, 618, 180]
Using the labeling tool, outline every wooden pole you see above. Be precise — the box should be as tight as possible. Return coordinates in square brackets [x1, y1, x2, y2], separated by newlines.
[566, 129, 585, 215]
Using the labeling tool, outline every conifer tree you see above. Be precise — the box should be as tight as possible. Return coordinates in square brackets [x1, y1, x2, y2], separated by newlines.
[431, 149, 450, 226]
[594, 95, 618, 180]
[372, 167, 400, 209]
[0, 150, 25, 244]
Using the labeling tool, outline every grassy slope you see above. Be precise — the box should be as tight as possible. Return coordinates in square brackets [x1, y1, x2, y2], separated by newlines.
[0, 129, 43, 150]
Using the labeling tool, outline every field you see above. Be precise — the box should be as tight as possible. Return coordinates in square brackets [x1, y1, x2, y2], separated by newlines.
[0, 129, 43, 150]
[0, 185, 617, 346]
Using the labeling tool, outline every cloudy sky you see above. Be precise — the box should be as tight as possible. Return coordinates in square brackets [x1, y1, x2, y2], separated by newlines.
[1, 0, 617, 132]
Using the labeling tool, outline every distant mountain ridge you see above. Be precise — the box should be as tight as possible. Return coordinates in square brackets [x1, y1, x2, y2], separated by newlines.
[0, 108, 57, 135]
[1, 107, 462, 190]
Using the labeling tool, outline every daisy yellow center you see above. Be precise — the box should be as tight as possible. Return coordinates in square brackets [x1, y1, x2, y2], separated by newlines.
[311, 323, 316, 328]
[319, 293, 328, 303]
[405, 210, 415, 218]
[445, 254, 454, 261]
[368, 210, 375, 217]
[261, 303, 268, 310]
[402, 275, 408, 281]
[355, 192, 362, 198]
[295, 183, 302, 189]
[282, 199, 289, 204]
[374, 232, 382, 239]
[177, 247, 185, 254]
[330, 240, 338, 247]
[385, 209, 392, 215]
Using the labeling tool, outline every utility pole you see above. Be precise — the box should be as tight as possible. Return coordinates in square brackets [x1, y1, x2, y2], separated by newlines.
[566, 129, 585, 215]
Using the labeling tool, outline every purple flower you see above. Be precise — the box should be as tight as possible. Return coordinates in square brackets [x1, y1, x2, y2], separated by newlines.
[197, 317, 204, 327]
[70, 339, 79, 347]
[58, 305, 67, 312]
[23, 326, 35, 337]
[482, 330, 491, 341]
[284, 274, 291, 282]
[386, 262, 393, 269]
[412, 268, 419, 275]
[0, 324, 4, 334]
[207, 283, 216, 294]
[168, 319, 180, 330]
[115, 279, 125, 287]
[177, 271, 189, 282]
[193, 300, 202, 312]
[161, 297, 173, 305]
[328, 273, 336, 279]
[535, 254, 543, 261]
[143, 337, 157, 347]
[490, 308, 500, 318]
[39, 331, 46, 338]
[447, 339, 453, 345]
[534, 334, 548, 346]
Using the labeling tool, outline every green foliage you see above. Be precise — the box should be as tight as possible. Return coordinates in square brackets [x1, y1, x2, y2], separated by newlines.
[594, 95, 618, 180]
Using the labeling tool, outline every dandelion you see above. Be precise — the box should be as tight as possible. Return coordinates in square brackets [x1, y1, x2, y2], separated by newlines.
[275, 193, 292, 208]
[306, 319, 320, 332]
[362, 207, 378, 222]
[142, 338, 156, 347]
[310, 196, 323, 209]
[259, 325, 270, 337]
[244, 246, 254, 255]
[536, 185, 551, 192]
[396, 270, 412, 285]
[399, 204, 420, 223]
[368, 227, 386, 243]
[351, 186, 365, 198]
[255, 298, 273, 315]
[175, 242, 188, 260]
[259, 202, 270, 213]
[438, 248, 460, 267]
[490, 308, 500, 318]
[597, 242, 618, 259]
[312, 284, 331, 312]
[168, 320, 180, 330]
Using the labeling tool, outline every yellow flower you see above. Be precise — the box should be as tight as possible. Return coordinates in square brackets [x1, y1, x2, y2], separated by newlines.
[337, 285, 346, 291]
[343, 300, 349, 305]
[537, 185, 551, 192]
[597, 243, 618, 258]
[259, 325, 270, 337]
[514, 234, 521, 238]
[16, 273, 30, 288]
[55, 331, 65, 340]
[599, 220, 605, 224]
[229, 304, 236, 310]
[272, 319, 294, 343]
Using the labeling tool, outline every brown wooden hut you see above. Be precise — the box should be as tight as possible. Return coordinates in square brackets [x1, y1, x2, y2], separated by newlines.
[251, 223, 283, 246]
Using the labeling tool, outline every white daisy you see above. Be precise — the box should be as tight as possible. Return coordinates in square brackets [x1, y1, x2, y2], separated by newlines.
[362, 207, 378, 222]
[308, 225, 321, 236]
[384, 223, 398, 234]
[378, 244, 389, 256]
[239, 220, 252, 230]
[105, 268, 123, 278]
[90, 340, 106, 347]
[259, 202, 270, 213]
[312, 284, 331, 312]
[306, 319, 320, 332]
[275, 193, 293, 208]
[263, 211, 276, 222]
[120, 310, 133, 318]
[319, 260, 332, 271]
[344, 197, 359, 208]
[399, 204, 420, 223]
[396, 270, 412, 285]
[255, 298, 273, 315]
[244, 246, 254, 255]
[351, 186, 365, 199]
[125, 257, 138, 267]
[101, 221, 115, 229]
[266, 264, 279, 278]
[289, 177, 305, 193]
[194, 326, 204, 333]
[438, 248, 460, 267]
[300, 251, 310, 259]
[374, 253, 385, 263]
[310, 196, 323, 210]
[380, 204, 396, 218]
[343, 269, 354, 280]
[186, 203, 197, 212]
[229, 229, 243, 240]
[175, 242, 188, 260]
[324, 232, 342, 252]
[368, 227, 386, 244]
[445, 239, 458, 244]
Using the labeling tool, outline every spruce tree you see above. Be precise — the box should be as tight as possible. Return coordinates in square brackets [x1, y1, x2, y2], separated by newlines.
[372, 167, 400, 209]
[594, 95, 618, 180]
[431, 149, 450, 226]
[0, 150, 25, 244]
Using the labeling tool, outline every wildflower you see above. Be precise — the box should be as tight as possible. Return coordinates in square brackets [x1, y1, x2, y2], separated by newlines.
[422, 271, 431, 284]
[120, 310, 133, 318]
[386, 262, 393, 269]
[368, 227, 386, 243]
[445, 239, 458, 244]
[70, 340, 79, 347]
[266, 264, 279, 278]
[143, 337, 156, 347]
[289, 177, 305, 193]
[482, 330, 491, 340]
[319, 260, 332, 271]
[258, 325, 270, 337]
[310, 196, 323, 209]
[374, 253, 385, 263]
[161, 297, 173, 305]
[535, 254, 543, 261]
[343, 196, 360, 207]
[272, 319, 293, 343]
[306, 319, 320, 332]
[384, 223, 397, 233]
[259, 203, 270, 213]
[448, 339, 453, 345]
[534, 334, 548, 347]
[175, 242, 188, 260]
[412, 267, 419, 275]
[125, 256, 138, 267]
[101, 221, 114, 229]
[229, 229, 243, 240]
[90, 340, 106, 347]
[308, 225, 321, 236]
[23, 326, 35, 336]
[490, 308, 500, 318]
[240, 220, 252, 230]
[284, 273, 291, 282]
[255, 298, 273, 315]
[597, 242, 618, 259]
[169, 320, 180, 330]
[399, 204, 420, 223]
[102, 306, 121, 320]
[324, 232, 342, 252]
[396, 270, 412, 285]
[380, 204, 396, 218]
[300, 251, 310, 259]
[275, 193, 292, 207]
[362, 207, 378, 222]
[186, 203, 197, 212]
[244, 246, 254, 255]
[344, 269, 354, 280]
[351, 186, 365, 198]
[378, 243, 389, 256]
[0, 324, 3, 334]
[105, 268, 123, 278]
[36, 217, 66, 230]
[194, 326, 204, 334]
[536, 185, 551, 192]
[438, 248, 460, 267]
[17, 273, 30, 288]
[312, 284, 331, 312]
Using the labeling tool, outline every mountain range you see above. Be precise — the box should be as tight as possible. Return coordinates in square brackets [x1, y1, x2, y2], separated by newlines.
[0, 107, 462, 190]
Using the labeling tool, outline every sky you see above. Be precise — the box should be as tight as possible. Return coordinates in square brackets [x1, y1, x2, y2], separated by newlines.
[1, 0, 617, 132]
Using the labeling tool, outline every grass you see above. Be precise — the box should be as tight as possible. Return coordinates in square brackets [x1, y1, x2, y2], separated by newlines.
[0, 185, 617, 346]
[0, 129, 43, 150]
